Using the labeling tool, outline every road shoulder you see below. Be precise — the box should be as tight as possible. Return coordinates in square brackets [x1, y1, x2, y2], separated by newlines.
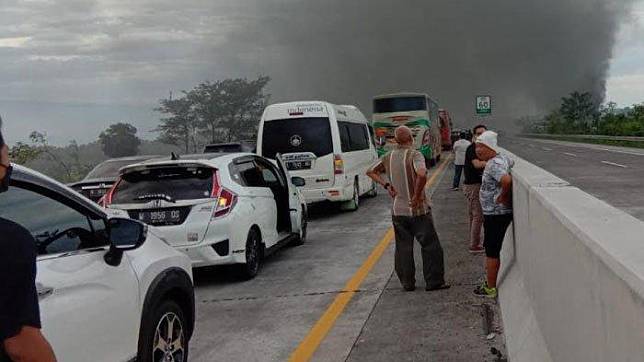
[341, 166, 507, 362]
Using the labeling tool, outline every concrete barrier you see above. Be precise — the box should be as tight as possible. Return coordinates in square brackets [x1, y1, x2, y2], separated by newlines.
[497, 149, 644, 362]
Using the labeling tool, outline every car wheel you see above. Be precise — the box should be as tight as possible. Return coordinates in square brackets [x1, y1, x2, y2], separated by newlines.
[292, 208, 308, 246]
[137, 300, 189, 362]
[366, 180, 378, 198]
[342, 180, 360, 211]
[239, 229, 261, 279]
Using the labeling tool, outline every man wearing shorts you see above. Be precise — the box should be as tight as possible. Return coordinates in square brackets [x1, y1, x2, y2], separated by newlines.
[473, 131, 513, 298]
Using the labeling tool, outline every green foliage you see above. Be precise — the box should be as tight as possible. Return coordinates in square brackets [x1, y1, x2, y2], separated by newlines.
[99, 122, 141, 157]
[155, 96, 200, 153]
[10, 141, 43, 165]
[524, 91, 643, 137]
[156, 76, 271, 152]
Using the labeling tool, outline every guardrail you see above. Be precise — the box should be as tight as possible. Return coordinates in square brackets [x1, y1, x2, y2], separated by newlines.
[518, 133, 644, 149]
[497, 148, 644, 362]
[520, 133, 644, 143]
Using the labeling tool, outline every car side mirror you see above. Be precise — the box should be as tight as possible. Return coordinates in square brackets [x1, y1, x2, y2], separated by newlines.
[291, 177, 306, 187]
[104, 218, 147, 266]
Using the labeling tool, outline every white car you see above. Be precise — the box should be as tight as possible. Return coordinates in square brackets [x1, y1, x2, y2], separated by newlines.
[1, 165, 195, 362]
[105, 153, 307, 279]
[257, 101, 379, 210]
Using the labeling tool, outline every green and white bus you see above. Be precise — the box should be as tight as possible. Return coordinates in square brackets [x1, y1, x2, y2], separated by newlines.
[372, 93, 442, 166]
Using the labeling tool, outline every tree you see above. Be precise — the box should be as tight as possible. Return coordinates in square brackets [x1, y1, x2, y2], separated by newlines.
[10, 141, 43, 165]
[99, 123, 141, 157]
[559, 91, 599, 133]
[155, 96, 200, 153]
[188, 76, 271, 143]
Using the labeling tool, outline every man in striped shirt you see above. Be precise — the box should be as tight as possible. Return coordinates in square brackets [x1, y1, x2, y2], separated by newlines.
[367, 126, 449, 292]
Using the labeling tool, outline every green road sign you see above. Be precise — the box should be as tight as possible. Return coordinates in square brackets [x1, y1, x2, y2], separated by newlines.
[476, 95, 492, 115]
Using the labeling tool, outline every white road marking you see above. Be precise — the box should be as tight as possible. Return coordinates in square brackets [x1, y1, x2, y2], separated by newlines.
[563, 152, 577, 157]
[598, 148, 644, 157]
[601, 161, 628, 168]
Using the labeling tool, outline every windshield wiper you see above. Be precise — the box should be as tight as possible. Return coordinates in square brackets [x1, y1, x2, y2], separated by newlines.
[134, 194, 176, 203]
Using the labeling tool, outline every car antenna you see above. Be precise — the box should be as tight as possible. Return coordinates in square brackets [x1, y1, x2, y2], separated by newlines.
[171, 152, 180, 160]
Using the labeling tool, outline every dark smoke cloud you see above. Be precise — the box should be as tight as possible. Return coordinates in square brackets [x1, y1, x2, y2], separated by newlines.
[217, 0, 633, 131]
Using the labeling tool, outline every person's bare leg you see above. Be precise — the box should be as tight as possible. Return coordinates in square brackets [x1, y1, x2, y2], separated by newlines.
[486, 257, 500, 288]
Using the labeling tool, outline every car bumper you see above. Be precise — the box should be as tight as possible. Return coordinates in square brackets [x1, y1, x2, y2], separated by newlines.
[177, 240, 246, 268]
[300, 185, 353, 204]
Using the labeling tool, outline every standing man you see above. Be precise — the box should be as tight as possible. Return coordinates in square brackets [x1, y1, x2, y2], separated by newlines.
[0, 122, 57, 362]
[367, 126, 449, 292]
[473, 131, 514, 298]
[463, 125, 488, 254]
[451, 132, 471, 190]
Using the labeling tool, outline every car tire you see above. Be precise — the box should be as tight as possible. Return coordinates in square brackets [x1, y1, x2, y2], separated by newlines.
[137, 300, 189, 362]
[239, 229, 262, 280]
[366, 180, 378, 198]
[342, 180, 360, 212]
[292, 208, 307, 246]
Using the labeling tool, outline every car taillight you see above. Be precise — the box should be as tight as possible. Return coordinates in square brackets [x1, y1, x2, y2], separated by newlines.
[211, 171, 237, 218]
[103, 178, 121, 207]
[375, 128, 387, 137]
[334, 155, 344, 175]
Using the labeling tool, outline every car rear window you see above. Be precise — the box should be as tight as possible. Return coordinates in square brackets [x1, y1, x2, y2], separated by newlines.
[261, 117, 333, 159]
[85, 159, 140, 179]
[111, 166, 214, 204]
[203, 144, 243, 153]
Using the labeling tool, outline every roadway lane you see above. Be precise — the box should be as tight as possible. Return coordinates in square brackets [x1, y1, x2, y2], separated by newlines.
[188, 159, 466, 361]
[502, 137, 644, 221]
[189, 188, 396, 361]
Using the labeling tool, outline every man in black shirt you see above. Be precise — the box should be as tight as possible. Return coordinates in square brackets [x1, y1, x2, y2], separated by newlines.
[463, 124, 488, 254]
[0, 123, 56, 361]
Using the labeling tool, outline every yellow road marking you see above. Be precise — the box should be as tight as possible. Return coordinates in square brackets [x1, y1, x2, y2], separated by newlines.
[288, 155, 452, 362]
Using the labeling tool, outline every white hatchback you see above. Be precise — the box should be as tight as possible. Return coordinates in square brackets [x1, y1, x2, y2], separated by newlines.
[106, 153, 307, 279]
[2, 165, 195, 362]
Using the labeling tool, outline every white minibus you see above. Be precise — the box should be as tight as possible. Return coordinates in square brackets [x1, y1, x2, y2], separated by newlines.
[257, 101, 378, 210]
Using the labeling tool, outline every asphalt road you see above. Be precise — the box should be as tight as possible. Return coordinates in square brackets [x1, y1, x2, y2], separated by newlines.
[502, 137, 644, 221]
[188, 158, 504, 361]
[189, 189, 395, 361]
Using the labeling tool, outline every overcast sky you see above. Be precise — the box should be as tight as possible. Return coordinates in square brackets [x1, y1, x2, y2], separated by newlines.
[606, 1, 644, 106]
[1, 0, 642, 145]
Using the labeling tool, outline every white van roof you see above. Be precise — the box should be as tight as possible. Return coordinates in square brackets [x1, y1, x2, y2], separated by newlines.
[263, 101, 367, 124]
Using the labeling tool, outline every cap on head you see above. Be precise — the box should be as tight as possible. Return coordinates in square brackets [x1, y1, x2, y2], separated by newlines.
[476, 130, 499, 153]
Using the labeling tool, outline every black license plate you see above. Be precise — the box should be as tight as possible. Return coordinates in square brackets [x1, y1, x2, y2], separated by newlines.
[137, 209, 184, 225]
[286, 161, 312, 170]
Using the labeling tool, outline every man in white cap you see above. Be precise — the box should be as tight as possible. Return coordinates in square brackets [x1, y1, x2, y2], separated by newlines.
[473, 131, 514, 298]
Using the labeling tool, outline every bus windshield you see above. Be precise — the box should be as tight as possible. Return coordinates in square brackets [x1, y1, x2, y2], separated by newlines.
[373, 97, 427, 113]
